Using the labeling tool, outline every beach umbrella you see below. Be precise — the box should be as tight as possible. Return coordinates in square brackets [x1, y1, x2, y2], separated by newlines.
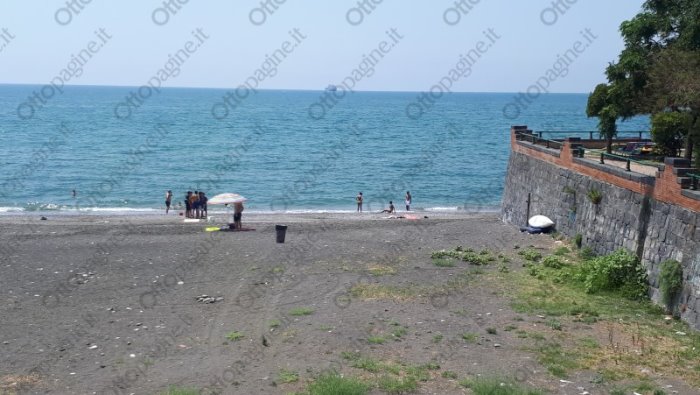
[207, 193, 247, 205]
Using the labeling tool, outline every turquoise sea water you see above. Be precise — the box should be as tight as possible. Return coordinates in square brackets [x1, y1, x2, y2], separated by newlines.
[0, 85, 650, 214]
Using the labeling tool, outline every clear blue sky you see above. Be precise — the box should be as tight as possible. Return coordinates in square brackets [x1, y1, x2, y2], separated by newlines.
[0, 0, 644, 93]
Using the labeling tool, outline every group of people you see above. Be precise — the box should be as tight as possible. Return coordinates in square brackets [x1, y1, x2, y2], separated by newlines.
[164, 190, 245, 230]
[356, 191, 412, 214]
[164, 190, 209, 219]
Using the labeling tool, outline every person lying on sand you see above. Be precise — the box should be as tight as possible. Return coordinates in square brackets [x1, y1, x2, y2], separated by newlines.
[380, 201, 396, 214]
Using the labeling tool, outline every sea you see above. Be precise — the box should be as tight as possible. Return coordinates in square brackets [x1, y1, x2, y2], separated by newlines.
[0, 85, 650, 215]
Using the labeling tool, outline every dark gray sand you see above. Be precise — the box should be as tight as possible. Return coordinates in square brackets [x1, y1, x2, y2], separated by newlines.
[0, 213, 681, 394]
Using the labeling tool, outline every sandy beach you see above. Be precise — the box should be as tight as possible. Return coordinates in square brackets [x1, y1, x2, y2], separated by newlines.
[3, 213, 697, 395]
[0, 212, 557, 394]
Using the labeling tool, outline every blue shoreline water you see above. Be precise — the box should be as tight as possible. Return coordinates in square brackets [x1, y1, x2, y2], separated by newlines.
[0, 85, 650, 215]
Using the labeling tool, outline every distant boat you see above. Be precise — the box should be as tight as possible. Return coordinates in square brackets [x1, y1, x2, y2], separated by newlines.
[325, 84, 338, 92]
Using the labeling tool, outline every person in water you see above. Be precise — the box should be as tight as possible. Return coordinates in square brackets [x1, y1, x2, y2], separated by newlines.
[405, 191, 412, 211]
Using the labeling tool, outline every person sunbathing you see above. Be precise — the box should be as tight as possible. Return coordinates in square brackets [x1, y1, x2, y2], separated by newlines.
[380, 201, 396, 214]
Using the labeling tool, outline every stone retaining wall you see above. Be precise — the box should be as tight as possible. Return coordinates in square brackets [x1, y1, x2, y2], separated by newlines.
[502, 126, 700, 329]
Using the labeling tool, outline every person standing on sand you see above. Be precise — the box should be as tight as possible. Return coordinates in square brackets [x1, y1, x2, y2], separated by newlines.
[405, 191, 411, 211]
[233, 201, 244, 230]
[356, 192, 363, 212]
[199, 191, 208, 218]
[191, 190, 200, 219]
[165, 190, 173, 214]
[185, 191, 192, 218]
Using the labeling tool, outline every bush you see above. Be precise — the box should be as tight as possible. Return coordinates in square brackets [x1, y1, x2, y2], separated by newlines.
[578, 247, 596, 260]
[542, 255, 566, 269]
[659, 259, 683, 309]
[576, 249, 648, 300]
[518, 248, 542, 262]
[574, 234, 583, 249]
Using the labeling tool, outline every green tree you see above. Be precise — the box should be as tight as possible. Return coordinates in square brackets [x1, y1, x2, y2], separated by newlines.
[586, 84, 619, 153]
[600, 0, 700, 163]
[651, 112, 691, 156]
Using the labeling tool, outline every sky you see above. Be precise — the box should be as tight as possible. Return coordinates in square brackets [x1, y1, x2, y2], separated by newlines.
[0, 0, 646, 93]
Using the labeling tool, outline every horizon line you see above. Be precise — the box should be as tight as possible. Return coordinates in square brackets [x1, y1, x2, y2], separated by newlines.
[0, 82, 595, 95]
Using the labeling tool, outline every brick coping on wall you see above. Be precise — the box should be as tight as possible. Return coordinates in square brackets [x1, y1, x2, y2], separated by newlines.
[511, 126, 700, 213]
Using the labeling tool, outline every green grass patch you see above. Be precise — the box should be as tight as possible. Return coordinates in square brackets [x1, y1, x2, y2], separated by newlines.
[518, 248, 543, 262]
[460, 377, 544, 394]
[289, 307, 315, 316]
[225, 331, 244, 342]
[351, 356, 382, 372]
[462, 332, 479, 343]
[441, 370, 458, 379]
[367, 336, 386, 345]
[432, 334, 443, 343]
[431, 246, 496, 265]
[306, 372, 369, 395]
[392, 327, 408, 339]
[377, 376, 418, 394]
[277, 369, 299, 383]
[432, 258, 457, 267]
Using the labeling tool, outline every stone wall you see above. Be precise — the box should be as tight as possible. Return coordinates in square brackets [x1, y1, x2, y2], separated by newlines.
[502, 126, 700, 329]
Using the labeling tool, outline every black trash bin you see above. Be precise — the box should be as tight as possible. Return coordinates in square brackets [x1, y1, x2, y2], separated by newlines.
[275, 225, 288, 243]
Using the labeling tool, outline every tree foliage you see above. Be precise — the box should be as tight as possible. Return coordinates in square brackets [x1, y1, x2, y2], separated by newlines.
[586, 84, 619, 153]
[651, 112, 691, 156]
[595, 0, 700, 163]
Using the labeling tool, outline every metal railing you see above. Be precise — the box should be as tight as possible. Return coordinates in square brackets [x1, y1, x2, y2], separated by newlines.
[597, 151, 661, 173]
[516, 132, 563, 150]
[535, 130, 649, 140]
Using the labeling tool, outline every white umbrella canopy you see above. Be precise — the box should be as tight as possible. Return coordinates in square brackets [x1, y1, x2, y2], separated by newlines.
[207, 193, 247, 205]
